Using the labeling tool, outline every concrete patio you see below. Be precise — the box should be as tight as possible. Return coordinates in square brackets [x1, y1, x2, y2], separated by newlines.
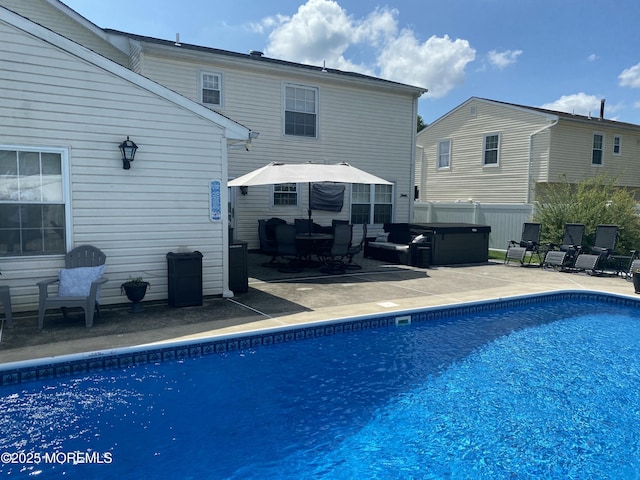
[0, 251, 637, 365]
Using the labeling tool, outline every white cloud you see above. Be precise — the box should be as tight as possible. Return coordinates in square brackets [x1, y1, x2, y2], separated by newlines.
[488, 49, 522, 69]
[619, 63, 640, 88]
[587, 53, 598, 62]
[258, 0, 475, 96]
[539, 93, 610, 116]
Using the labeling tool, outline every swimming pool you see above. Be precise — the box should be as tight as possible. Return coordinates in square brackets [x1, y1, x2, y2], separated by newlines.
[1, 291, 640, 478]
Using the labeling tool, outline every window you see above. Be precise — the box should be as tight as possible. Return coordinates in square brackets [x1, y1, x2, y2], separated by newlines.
[437, 139, 451, 169]
[613, 135, 621, 156]
[0, 147, 67, 256]
[483, 133, 500, 165]
[201, 72, 222, 106]
[592, 133, 604, 165]
[350, 184, 393, 224]
[284, 84, 317, 137]
[273, 183, 298, 206]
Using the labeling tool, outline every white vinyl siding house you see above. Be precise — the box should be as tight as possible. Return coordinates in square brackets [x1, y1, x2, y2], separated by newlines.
[112, 34, 425, 248]
[0, 8, 249, 312]
[416, 97, 640, 204]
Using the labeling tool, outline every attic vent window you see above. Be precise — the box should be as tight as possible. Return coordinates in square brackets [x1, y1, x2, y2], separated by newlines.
[470, 106, 477, 117]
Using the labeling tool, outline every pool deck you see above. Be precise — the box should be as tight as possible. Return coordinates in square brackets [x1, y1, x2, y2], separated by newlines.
[1, 252, 638, 365]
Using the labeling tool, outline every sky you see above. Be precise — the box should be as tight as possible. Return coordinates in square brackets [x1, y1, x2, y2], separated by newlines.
[61, 0, 640, 125]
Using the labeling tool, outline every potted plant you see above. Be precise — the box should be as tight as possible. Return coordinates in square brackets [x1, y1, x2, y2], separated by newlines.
[633, 269, 640, 294]
[121, 277, 150, 313]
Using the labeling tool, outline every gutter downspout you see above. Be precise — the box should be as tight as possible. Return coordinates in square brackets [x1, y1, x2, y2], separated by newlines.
[527, 118, 558, 204]
[408, 96, 419, 222]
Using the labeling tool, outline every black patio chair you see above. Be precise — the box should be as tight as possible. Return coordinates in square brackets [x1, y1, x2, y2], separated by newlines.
[275, 223, 304, 273]
[259, 218, 286, 267]
[542, 223, 585, 271]
[318, 223, 352, 275]
[572, 224, 619, 275]
[505, 222, 542, 267]
[345, 223, 367, 270]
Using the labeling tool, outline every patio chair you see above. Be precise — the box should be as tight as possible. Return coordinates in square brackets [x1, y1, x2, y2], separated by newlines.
[572, 224, 619, 275]
[542, 223, 585, 271]
[505, 222, 542, 267]
[38, 245, 108, 328]
[319, 223, 352, 275]
[623, 250, 640, 282]
[275, 224, 304, 273]
[345, 223, 367, 270]
[259, 218, 286, 268]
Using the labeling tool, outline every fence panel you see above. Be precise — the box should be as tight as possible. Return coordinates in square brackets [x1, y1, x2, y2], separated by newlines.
[413, 202, 534, 250]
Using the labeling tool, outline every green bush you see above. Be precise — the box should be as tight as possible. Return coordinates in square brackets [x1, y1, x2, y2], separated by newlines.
[533, 174, 640, 254]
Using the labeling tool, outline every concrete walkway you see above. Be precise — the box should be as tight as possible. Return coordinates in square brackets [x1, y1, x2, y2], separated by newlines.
[1, 252, 637, 365]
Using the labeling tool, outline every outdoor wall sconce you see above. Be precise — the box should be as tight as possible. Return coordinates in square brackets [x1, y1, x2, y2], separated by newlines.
[239, 186, 248, 195]
[119, 136, 138, 170]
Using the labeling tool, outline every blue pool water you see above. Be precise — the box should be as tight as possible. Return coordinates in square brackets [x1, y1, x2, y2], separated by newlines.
[2, 298, 640, 478]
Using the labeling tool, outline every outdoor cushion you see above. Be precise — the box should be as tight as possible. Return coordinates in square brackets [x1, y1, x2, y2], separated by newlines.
[58, 265, 105, 299]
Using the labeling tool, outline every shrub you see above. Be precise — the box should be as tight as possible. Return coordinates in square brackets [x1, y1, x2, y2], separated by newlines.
[533, 174, 640, 254]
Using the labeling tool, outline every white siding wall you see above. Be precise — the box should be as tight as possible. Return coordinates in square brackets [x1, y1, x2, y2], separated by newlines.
[549, 121, 640, 187]
[417, 99, 553, 203]
[141, 52, 418, 248]
[0, 21, 226, 312]
[0, 0, 130, 67]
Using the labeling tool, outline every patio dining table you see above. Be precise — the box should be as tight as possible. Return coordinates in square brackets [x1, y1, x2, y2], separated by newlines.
[296, 233, 334, 264]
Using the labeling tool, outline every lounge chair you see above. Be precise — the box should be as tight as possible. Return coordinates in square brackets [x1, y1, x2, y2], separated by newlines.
[543, 223, 585, 271]
[38, 245, 108, 328]
[505, 222, 542, 267]
[572, 224, 618, 275]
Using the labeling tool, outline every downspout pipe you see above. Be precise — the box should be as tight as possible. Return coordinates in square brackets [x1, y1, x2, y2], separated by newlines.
[527, 118, 559, 204]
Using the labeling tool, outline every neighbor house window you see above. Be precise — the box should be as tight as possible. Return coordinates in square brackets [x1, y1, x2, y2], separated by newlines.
[592, 133, 604, 165]
[613, 135, 621, 156]
[201, 72, 222, 106]
[350, 184, 393, 224]
[273, 183, 299, 206]
[437, 139, 451, 169]
[483, 133, 500, 165]
[0, 147, 67, 256]
[284, 84, 317, 137]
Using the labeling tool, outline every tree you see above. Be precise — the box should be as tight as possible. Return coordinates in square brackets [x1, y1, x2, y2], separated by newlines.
[417, 115, 427, 132]
[533, 174, 640, 254]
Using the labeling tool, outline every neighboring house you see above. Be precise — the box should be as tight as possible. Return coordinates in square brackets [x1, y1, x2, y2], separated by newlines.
[0, 6, 250, 312]
[416, 97, 640, 203]
[0, 0, 426, 313]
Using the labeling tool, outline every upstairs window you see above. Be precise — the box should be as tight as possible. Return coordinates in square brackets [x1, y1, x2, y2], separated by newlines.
[483, 133, 500, 166]
[273, 183, 299, 206]
[284, 84, 317, 137]
[201, 72, 222, 106]
[437, 139, 451, 169]
[0, 147, 67, 256]
[613, 135, 621, 156]
[592, 133, 604, 165]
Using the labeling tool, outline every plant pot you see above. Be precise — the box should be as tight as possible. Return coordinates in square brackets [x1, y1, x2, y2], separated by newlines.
[633, 273, 640, 294]
[121, 282, 149, 313]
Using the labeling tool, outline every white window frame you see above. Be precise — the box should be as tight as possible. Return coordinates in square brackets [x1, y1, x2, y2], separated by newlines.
[350, 183, 394, 225]
[437, 139, 451, 169]
[483, 133, 500, 166]
[283, 83, 318, 138]
[613, 135, 621, 156]
[200, 71, 223, 107]
[592, 132, 604, 166]
[0, 145, 70, 257]
[272, 183, 300, 207]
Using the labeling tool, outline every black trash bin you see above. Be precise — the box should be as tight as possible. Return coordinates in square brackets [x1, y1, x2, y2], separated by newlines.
[167, 251, 203, 307]
[229, 241, 248, 293]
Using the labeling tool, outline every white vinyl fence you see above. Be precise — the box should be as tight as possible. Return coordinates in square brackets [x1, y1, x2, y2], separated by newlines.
[412, 202, 535, 250]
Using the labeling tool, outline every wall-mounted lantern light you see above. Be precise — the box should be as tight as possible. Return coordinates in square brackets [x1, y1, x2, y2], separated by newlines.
[119, 136, 138, 170]
[239, 186, 249, 195]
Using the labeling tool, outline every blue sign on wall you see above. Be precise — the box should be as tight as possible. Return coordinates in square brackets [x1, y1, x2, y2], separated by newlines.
[210, 180, 221, 222]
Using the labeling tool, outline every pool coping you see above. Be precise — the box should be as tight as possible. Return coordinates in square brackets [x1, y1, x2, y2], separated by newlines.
[2, 289, 639, 386]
